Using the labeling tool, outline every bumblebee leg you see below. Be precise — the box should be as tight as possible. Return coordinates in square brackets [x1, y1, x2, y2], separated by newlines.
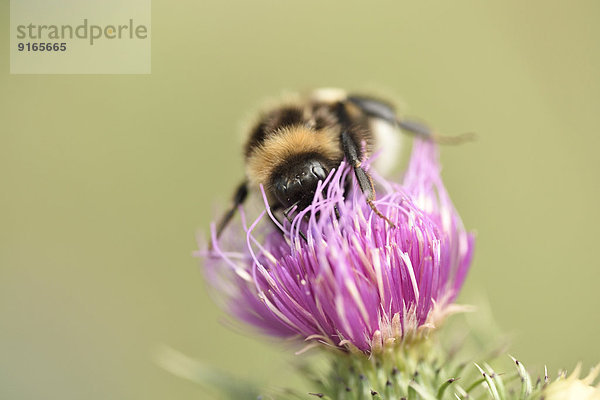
[346, 95, 475, 144]
[396, 119, 476, 145]
[340, 130, 396, 228]
[282, 207, 308, 243]
[347, 95, 398, 125]
[333, 204, 341, 220]
[214, 180, 248, 244]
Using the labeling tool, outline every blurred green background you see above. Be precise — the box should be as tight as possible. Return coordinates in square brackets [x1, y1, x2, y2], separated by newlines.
[1, 1, 599, 399]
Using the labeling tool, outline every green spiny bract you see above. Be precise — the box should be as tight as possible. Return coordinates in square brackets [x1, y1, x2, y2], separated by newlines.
[300, 338, 550, 400]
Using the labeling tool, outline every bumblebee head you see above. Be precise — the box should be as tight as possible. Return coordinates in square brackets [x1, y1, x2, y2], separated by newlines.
[271, 154, 329, 210]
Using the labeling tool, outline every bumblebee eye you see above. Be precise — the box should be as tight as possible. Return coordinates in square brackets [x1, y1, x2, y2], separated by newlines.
[274, 180, 287, 197]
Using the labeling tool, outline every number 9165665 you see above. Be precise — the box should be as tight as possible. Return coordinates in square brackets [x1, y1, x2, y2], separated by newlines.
[18, 42, 67, 52]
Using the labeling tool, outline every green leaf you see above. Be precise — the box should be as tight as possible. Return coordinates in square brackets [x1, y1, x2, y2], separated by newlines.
[155, 346, 261, 400]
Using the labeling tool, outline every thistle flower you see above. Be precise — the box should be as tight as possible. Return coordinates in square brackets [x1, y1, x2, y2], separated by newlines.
[200, 139, 474, 354]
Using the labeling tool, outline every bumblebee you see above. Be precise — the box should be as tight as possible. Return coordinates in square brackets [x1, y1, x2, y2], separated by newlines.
[215, 88, 466, 239]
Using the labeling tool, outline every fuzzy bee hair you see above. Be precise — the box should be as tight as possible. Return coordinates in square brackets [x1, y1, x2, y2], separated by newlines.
[246, 125, 343, 190]
[243, 91, 378, 194]
[212, 88, 432, 242]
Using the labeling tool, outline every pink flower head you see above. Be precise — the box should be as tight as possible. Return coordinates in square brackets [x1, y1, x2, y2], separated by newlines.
[199, 139, 474, 353]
